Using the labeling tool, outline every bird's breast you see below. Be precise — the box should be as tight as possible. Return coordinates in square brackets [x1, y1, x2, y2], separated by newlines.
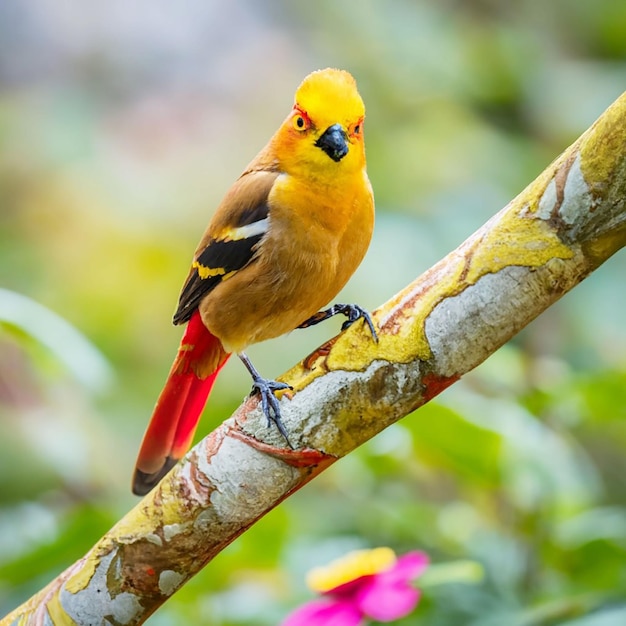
[198, 170, 374, 352]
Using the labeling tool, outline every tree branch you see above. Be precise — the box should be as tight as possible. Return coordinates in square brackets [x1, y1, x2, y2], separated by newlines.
[4, 92, 626, 626]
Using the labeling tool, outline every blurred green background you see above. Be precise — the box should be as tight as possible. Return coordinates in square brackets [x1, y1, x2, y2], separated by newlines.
[1, 1, 626, 624]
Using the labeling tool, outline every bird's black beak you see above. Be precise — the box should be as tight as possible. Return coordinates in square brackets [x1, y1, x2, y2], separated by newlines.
[315, 124, 349, 162]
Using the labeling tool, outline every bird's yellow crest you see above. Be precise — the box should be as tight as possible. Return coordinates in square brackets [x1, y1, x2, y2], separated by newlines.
[295, 68, 365, 129]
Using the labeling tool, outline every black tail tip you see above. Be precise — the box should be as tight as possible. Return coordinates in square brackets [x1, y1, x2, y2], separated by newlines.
[132, 457, 178, 496]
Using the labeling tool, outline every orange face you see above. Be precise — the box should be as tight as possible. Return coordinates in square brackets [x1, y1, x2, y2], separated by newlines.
[274, 68, 367, 178]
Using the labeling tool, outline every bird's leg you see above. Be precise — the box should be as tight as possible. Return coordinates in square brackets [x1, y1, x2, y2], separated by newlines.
[238, 352, 294, 448]
[298, 303, 378, 342]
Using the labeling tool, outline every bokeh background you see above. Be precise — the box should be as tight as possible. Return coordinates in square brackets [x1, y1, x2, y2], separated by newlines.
[1, 1, 626, 624]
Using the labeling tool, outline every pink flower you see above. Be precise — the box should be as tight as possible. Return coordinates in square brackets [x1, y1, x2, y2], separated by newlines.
[282, 548, 429, 626]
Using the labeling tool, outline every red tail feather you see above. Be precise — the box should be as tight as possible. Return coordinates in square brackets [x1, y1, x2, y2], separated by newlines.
[132, 312, 230, 495]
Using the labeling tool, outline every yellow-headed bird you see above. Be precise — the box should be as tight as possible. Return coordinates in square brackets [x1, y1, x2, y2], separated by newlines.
[132, 68, 375, 495]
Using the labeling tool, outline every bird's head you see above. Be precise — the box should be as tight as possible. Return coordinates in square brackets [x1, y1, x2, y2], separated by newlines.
[274, 68, 366, 178]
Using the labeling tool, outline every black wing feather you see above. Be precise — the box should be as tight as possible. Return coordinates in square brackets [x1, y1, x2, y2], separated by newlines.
[172, 201, 269, 325]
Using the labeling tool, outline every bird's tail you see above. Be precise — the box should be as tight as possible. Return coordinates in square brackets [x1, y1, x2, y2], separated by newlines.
[132, 312, 230, 495]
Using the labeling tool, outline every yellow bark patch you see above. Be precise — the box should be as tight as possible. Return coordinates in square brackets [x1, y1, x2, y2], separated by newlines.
[583, 225, 626, 268]
[463, 206, 574, 285]
[64, 556, 98, 594]
[45, 592, 73, 625]
[579, 92, 626, 185]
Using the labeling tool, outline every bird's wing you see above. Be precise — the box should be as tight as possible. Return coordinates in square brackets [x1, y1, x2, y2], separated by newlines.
[173, 169, 279, 325]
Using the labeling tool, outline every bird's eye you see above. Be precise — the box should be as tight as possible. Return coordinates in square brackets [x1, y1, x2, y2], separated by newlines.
[350, 120, 363, 137]
[293, 114, 307, 131]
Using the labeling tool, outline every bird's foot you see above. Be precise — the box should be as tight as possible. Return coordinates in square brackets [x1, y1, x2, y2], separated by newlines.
[239, 352, 294, 448]
[299, 303, 378, 342]
[250, 376, 293, 447]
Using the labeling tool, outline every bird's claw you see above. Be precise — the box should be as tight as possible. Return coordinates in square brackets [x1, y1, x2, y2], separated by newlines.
[338, 304, 378, 342]
[250, 377, 294, 448]
[299, 303, 378, 342]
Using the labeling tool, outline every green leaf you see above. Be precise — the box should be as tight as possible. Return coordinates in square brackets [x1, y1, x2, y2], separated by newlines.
[0, 288, 113, 393]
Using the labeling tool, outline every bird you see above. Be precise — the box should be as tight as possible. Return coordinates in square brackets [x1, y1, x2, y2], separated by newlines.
[132, 68, 376, 496]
